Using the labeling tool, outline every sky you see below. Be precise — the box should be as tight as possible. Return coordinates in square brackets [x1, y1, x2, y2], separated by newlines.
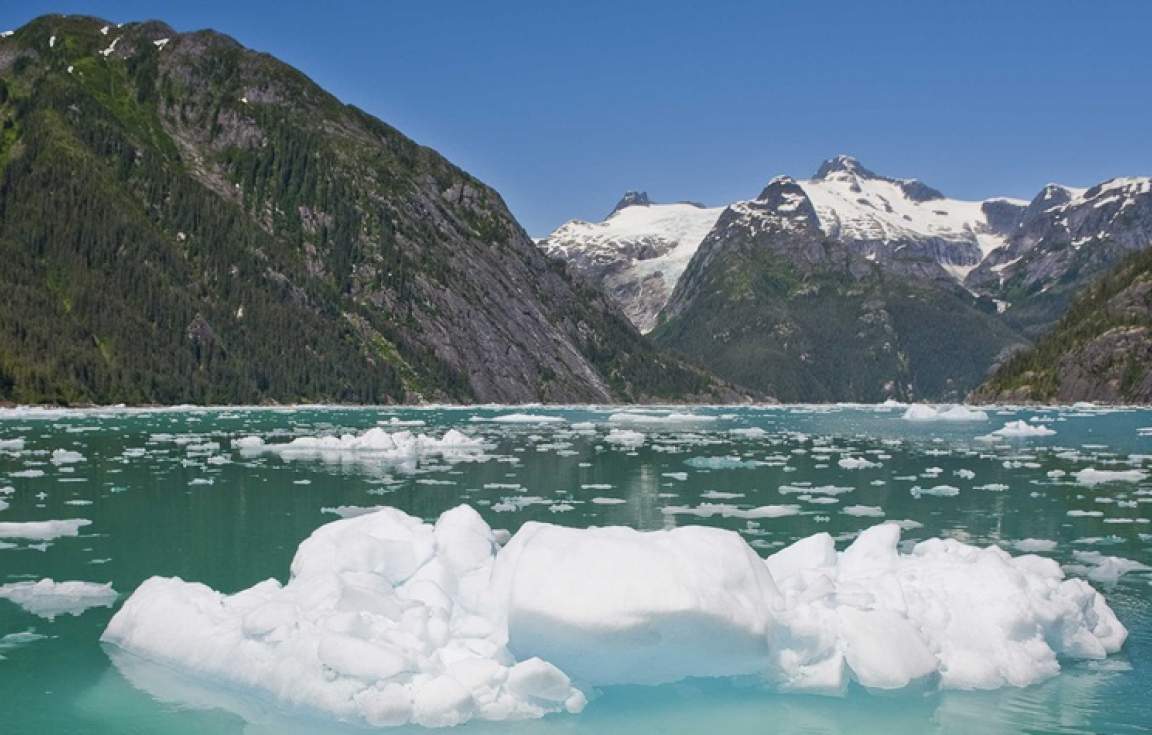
[4, 1, 1151, 235]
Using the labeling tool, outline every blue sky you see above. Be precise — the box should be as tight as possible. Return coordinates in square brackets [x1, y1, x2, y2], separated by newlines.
[4, 1, 1151, 234]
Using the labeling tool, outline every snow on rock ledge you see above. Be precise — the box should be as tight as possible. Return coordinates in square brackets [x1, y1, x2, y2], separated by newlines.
[103, 506, 1128, 728]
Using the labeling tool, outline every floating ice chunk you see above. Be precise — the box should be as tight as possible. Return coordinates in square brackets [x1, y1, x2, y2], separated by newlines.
[684, 456, 767, 470]
[244, 428, 484, 467]
[910, 485, 960, 498]
[607, 412, 716, 425]
[104, 506, 1130, 727]
[320, 505, 386, 518]
[975, 483, 1009, 492]
[0, 628, 49, 657]
[103, 506, 584, 728]
[591, 497, 626, 505]
[1070, 551, 1151, 584]
[51, 449, 84, 465]
[0, 518, 91, 540]
[902, 405, 989, 422]
[838, 457, 878, 470]
[843, 505, 885, 517]
[989, 420, 1057, 438]
[661, 472, 688, 481]
[662, 503, 801, 519]
[604, 429, 644, 447]
[729, 427, 767, 438]
[233, 435, 265, 449]
[0, 579, 117, 620]
[1014, 539, 1059, 553]
[0, 438, 25, 451]
[484, 414, 566, 424]
[1075, 468, 1147, 486]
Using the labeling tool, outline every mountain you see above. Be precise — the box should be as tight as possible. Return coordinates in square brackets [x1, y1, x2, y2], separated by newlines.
[540, 154, 1023, 333]
[966, 178, 1152, 337]
[650, 177, 1025, 402]
[538, 198, 724, 332]
[542, 156, 1152, 402]
[0, 15, 738, 405]
[972, 246, 1152, 404]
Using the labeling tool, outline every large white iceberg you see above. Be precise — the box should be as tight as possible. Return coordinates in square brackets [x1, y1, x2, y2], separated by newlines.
[103, 505, 1128, 728]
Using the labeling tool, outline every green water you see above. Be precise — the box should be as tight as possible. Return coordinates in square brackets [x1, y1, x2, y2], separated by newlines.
[1, 404, 1150, 734]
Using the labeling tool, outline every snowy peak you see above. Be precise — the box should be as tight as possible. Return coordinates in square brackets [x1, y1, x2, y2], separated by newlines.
[539, 201, 725, 332]
[754, 176, 819, 223]
[813, 155, 944, 202]
[608, 190, 652, 217]
[813, 154, 878, 181]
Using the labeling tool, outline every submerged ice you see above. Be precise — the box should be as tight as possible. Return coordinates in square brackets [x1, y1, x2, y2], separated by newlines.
[102, 504, 1128, 728]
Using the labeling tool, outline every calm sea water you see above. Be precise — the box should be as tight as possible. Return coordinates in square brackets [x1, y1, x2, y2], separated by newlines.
[1, 404, 1149, 734]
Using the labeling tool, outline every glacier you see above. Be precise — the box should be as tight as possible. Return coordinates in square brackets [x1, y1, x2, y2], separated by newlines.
[102, 504, 1128, 728]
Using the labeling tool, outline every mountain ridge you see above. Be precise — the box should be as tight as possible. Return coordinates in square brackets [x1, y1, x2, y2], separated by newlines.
[0, 14, 745, 406]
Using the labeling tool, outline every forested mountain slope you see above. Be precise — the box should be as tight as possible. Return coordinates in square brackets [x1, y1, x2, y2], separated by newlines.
[0, 15, 735, 405]
[972, 247, 1152, 404]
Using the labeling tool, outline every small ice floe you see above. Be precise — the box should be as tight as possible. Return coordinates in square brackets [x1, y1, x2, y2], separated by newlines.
[661, 472, 688, 481]
[842, 505, 885, 517]
[0, 518, 91, 540]
[954, 468, 976, 479]
[1013, 538, 1058, 553]
[729, 427, 767, 438]
[0, 579, 117, 620]
[1067, 551, 1150, 584]
[838, 457, 878, 470]
[986, 420, 1057, 438]
[378, 417, 426, 428]
[902, 405, 989, 422]
[974, 483, 1009, 492]
[0, 629, 49, 658]
[0, 438, 25, 451]
[480, 414, 565, 424]
[1075, 468, 1147, 486]
[701, 490, 744, 500]
[321, 505, 385, 519]
[591, 497, 626, 505]
[684, 456, 767, 470]
[608, 412, 716, 425]
[50, 449, 84, 465]
[604, 429, 644, 448]
[910, 484, 960, 499]
[662, 503, 800, 519]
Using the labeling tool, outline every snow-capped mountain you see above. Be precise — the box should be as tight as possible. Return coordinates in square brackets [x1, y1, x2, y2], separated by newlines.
[966, 176, 1152, 334]
[540, 156, 1026, 330]
[538, 195, 724, 332]
[800, 155, 1023, 281]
